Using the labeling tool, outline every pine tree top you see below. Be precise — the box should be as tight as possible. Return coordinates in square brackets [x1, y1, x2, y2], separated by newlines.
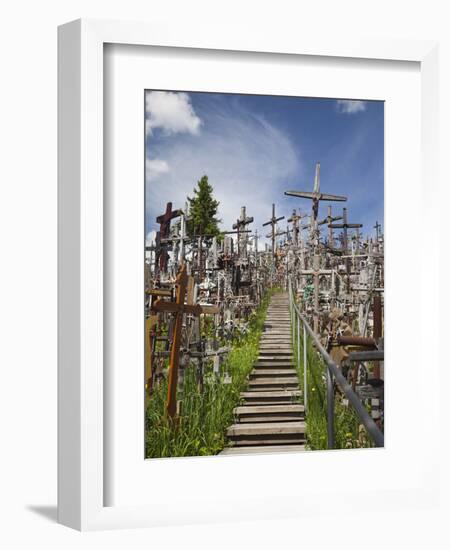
[187, 175, 222, 239]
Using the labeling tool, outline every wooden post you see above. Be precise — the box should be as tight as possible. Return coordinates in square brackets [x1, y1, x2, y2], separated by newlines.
[166, 265, 188, 419]
[144, 315, 158, 404]
[372, 294, 382, 379]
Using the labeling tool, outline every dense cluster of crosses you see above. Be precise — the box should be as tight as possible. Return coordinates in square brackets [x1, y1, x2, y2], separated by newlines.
[145, 162, 384, 423]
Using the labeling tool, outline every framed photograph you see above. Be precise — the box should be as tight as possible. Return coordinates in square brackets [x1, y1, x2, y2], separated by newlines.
[58, 19, 439, 530]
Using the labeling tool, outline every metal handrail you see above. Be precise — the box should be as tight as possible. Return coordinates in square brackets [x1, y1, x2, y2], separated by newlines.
[288, 281, 384, 449]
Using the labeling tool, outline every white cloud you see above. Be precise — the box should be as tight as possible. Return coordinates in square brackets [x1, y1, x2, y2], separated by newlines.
[146, 91, 202, 136]
[146, 230, 157, 247]
[336, 100, 367, 114]
[145, 101, 301, 249]
[146, 158, 169, 182]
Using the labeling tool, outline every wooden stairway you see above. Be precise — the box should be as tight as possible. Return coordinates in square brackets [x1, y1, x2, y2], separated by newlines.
[220, 293, 306, 456]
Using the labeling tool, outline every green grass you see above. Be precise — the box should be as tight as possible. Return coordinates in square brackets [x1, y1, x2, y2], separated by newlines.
[145, 289, 277, 458]
[292, 313, 373, 451]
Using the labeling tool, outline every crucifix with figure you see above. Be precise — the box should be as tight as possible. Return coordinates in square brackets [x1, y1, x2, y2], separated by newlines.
[155, 202, 182, 273]
[284, 161, 347, 222]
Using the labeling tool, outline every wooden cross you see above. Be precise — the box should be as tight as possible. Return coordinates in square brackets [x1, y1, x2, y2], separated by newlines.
[144, 287, 173, 406]
[251, 229, 259, 254]
[263, 203, 285, 262]
[265, 227, 288, 250]
[374, 220, 381, 242]
[152, 263, 219, 419]
[284, 161, 347, 223]
[145, 238, 156, 273]
[288, 209, 308, 247]
[232, 206, 254, 260]
[302, 205, 343, 250]
[156, 202, 182, 237]
[329, 207, 363, 254]
[301, 259, 333, 333]
[160, 213, 190, 268]
[328, 207, 363, 292]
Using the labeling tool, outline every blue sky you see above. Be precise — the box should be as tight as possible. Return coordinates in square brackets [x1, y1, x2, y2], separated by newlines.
[145, 91, 384, 248]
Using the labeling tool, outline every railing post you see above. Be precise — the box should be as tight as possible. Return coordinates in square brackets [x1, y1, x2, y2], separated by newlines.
[327, 367, 335, 449]
[297, 312, 300, 396]
[303, 323, 307, 414]
[292, 300, 295, 344]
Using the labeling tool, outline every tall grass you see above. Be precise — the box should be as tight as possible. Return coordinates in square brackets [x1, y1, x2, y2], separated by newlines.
[145, 290, 275, 458]
[292, 315, 373, 450]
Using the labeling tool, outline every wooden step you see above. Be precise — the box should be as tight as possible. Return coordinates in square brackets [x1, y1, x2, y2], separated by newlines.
[259, 343, 292, 347]
[258, 355, 293, 360]
[259, 342, 292, 353]
[265, 314, 291, 323]
[234, 404, 304, 415]
[261, 335, 291, 339]
[248, 378, 299, 390]
[220, 444, 306, 455]
[227, 422, 306, 446]
[260, 341, 292, 346]
[259, 349, 292, 353]
[255, 358, 294, 364]
[254, 365, 294, 371]
[234, 404, 305, 423]
[261, 332, 291, 340]
[260, 335, 291, 338]
[260, 340, 291, 344]
[265, 317, 290, 320]
[250, 369, 296, 377]
[227, 421, 306, 437]
[240, 390, 301, 402]
[237, 414, 304, 423]
[261, 337, 291, 341]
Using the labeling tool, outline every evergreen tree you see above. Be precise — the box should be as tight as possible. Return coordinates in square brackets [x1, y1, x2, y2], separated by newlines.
[187, 175, 222, 239]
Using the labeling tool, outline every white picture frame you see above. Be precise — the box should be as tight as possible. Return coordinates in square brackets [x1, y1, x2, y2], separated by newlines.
[58, 18, 439, 531]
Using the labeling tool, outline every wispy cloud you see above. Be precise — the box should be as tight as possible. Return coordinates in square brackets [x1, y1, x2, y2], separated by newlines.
[146, 91, 202, 136]
[145, 95, 301, 247]
[336, 100, 367, 114]
[145, 159, 169, 181]
[146, 158, 170, 182]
